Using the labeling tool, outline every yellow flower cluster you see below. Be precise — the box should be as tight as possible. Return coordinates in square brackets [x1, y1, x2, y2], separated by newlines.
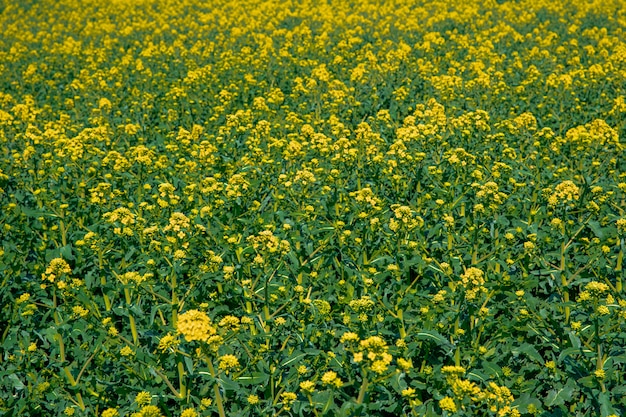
[176, 310, 216, 342]
[41, 258, 71, 283]
[246, 230, 290, 254]
[459, 267, 486, 301]
[548, 180, 580, 207]
[280, 392, 297, 410]
[441, 366, 520, 416]
[389, 204, 424, 231]
[475, 181, 507, 209]
[218, 354, 240, 374]
[564, 119, 620, 150]
[103, 207, 136, 236]
[321, 370, 343, 388]
[299, 380, 316, 393]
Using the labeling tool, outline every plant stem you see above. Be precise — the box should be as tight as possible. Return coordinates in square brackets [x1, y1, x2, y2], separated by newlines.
[207, 359, 227, 417]
[98, 249, 111, 311]
[178, 359, 186, 399]
[171, 269, 178, 325]
[356, 373, 368, 404]
[560, 242, 570, 323]
[124, 287, 139, 345]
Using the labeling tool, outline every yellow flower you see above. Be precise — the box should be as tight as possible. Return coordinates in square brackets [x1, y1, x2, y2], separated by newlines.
[16, 293, 30, 304]
[72, 305, 89, 318]
[597, 305, 610, 316]
[177, 309, 216, 342]
[548, 180, 580, 206]
[402, 387, 416, 398]
[439, 396, 457, 412]
[371, 360, 389, 374]
[321, 370, 342, 387]
[101, 408, 119, 417]
[42, 258, 71, 282]
[247, 395, 259, 405]
[218, 315, 241, 331]
[157, 333, 180, 352]
[280, 392, 297, 410]
[340, 332, 359, 343]
[120, 346, 134, 357]
[300, 380, 315, 393]
[441, 365, 466, 377]
[218, 354, 240, 373]
[180, 409, 198, 417]
[138, 405, 162, 417]
[135, 391, 152, 406]
[585, 281, 609, 295]
[397, 358, 413, 372]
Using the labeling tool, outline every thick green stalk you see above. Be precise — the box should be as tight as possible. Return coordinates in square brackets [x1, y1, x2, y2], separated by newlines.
[124, 288, 139, 345]
[171, 270, 178, 325]
[616, 244, 623, 292]
[177, 360, 187, 399]
[560, 242, 570, 323]
[356, 371, 368, 404]
[98, 249, 111, 311]
[207, 359, 227, 417]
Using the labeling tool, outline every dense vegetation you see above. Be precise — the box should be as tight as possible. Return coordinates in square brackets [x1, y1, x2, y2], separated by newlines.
[1, 0, 626, 416]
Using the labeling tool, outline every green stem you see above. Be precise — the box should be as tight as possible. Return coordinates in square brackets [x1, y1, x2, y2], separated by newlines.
[616, 243, 623, 292]
[151, 366, 180, 398]
[124, 288, 139, 345]
[397, 309, 406, 339]
[60, 220, 67, 247]
[178, 359, 186, 399]
[306, 393, 321, 417]
[98, 249, 111, 311]
[171, 269, 178, 325]
[356, 372, 368, 404]
[207, 360, 227, 417]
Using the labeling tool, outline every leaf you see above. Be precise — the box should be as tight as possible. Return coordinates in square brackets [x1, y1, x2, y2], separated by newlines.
[545, 380, 576, 407]
[567, 331, 581, 350]
[587, 221, 607, 240]
[480, 361, 503, 378]
[184, 356, 194, 375]
[59, 244, 75, 261]
[236, 372, 269, 385]
[513, 393, 542, 414]
[416, 330, 454, 353]
[599, 392, 617, 416]
[512, 343, 544, 364]
[281, 352, 306, 367]
[8, 374, 25, 390]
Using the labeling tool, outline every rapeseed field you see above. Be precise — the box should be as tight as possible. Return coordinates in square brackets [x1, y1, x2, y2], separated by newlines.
[1, 0, 626, 415]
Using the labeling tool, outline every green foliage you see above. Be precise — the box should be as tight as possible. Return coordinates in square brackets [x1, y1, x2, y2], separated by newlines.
[1, 0, 626, 416]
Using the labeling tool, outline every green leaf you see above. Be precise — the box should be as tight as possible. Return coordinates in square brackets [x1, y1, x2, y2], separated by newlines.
[512, 343, 544, 364]
[415, 330, 454, 354]
[7, 374, 25, 390]
[545, 380, 576, 407]
[598, 392, 617, 416]
[236, 372, 269, 385]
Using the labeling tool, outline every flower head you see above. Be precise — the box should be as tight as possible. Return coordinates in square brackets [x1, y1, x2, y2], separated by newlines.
[177, 310, 216, 342]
